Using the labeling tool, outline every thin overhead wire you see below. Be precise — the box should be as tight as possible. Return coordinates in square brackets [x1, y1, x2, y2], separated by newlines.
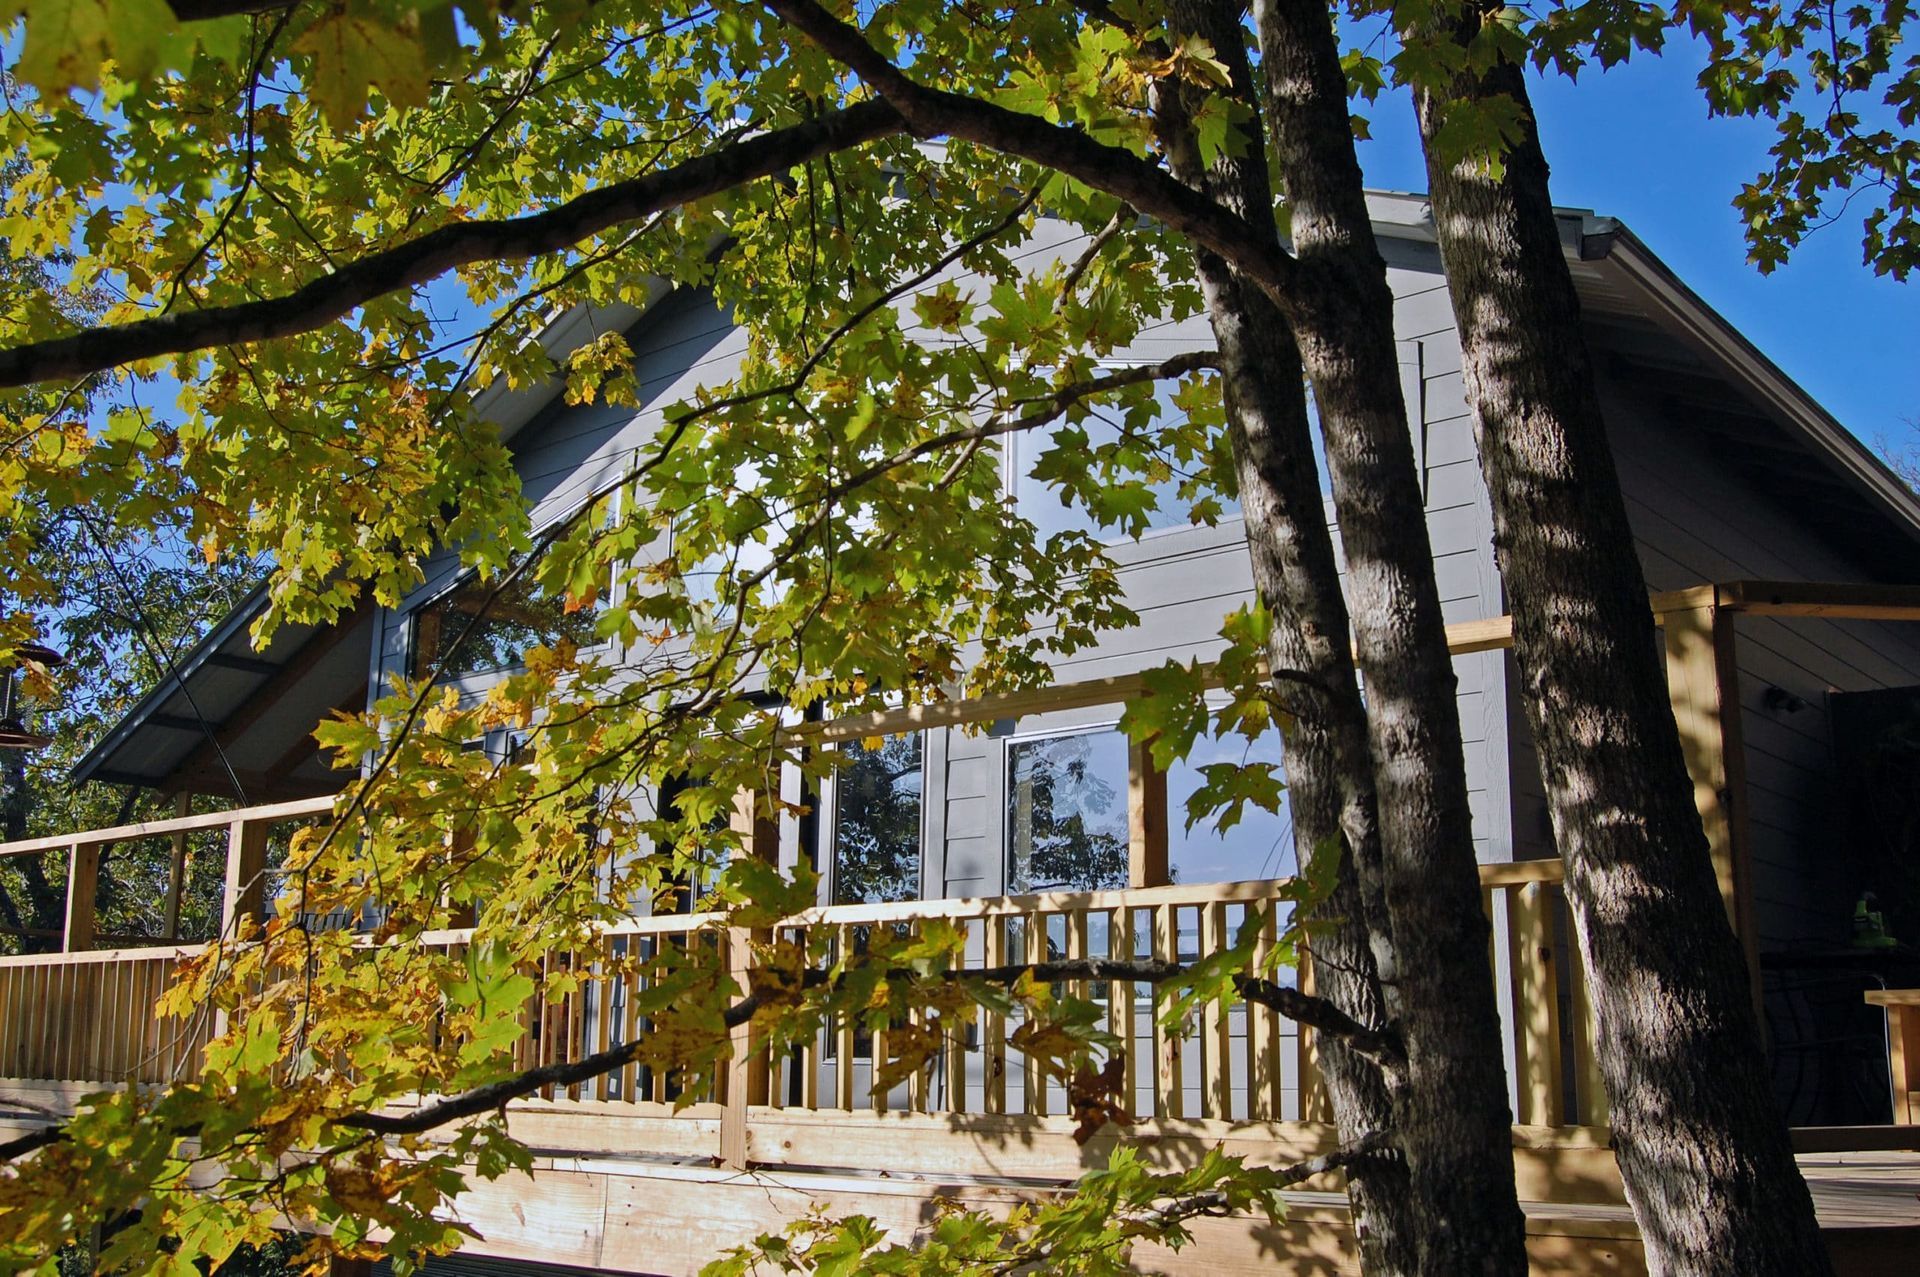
[68, 510, 251, 806]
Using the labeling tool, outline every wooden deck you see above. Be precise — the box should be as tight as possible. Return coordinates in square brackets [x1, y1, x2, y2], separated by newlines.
[3, 1078, 1915, 1274]
[5, 579, 1920, 1272]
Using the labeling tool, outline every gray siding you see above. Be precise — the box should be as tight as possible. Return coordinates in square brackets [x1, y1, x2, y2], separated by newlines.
[1501, 361, 1920, 953]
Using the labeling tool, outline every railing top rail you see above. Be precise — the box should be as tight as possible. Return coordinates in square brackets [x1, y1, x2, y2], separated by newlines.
[788, 876, 1303, 926]
[0, 940, 208, 968]
[1478, 858, 1566, 887]
[0, 863, 1566, 970]
[0, 794, 336, 859]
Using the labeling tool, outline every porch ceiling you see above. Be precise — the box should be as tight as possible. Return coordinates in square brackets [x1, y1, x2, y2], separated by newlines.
[68, 587, 373, 802]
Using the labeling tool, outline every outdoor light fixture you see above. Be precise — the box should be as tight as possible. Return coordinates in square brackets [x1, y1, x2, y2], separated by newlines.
[0, 642, 63, 751]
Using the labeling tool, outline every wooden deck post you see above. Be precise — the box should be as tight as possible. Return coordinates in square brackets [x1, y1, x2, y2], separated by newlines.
[1128, 739, 1169, 888]
[1864, 991, 1920, 1124]
[162, 791, 191, 941]
[222, 817, 270, 936]
[1659, 596, 1763, 1013]
[719, 783, 778, 1169]
[63, 841, 99, 952]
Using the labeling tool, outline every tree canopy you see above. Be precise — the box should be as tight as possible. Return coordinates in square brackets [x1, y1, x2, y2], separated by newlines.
[0, 0, 1908, 1272]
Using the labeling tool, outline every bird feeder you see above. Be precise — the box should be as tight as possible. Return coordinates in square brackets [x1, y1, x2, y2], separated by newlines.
[0, 642, 63, 751]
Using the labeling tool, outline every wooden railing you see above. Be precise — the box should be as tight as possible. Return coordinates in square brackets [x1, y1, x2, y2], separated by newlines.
[16, 579, 1916, 1170]
[0, 858, 1602, 1167]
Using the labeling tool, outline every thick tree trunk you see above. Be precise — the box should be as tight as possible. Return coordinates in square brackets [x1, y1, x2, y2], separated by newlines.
[1245, 1, 1529, 1271]
[1409, 16, 1833, 1274]
[1150, 16, 1415, 1270]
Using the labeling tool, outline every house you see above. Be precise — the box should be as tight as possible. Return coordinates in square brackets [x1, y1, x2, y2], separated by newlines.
[7, 191, 1920, 1274]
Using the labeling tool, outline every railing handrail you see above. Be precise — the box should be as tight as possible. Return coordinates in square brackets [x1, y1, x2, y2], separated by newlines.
[0, 940, 207, 969]
[0, 794, 335, 859]
[0, 862, 1571, 968]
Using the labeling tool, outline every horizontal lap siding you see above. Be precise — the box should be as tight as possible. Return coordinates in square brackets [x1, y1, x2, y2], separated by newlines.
[1564, 368, 1920, 953]
[939, 243, 1510, 892]
[371, 228, 1513, 898]
[373, 294, 749, 694]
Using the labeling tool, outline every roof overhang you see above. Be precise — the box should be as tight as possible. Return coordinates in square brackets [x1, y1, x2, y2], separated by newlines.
[1582, 224, 1920, 547]
[70, 587, 378, 800]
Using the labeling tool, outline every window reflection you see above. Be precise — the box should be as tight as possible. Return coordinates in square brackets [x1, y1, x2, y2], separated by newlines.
[1166, 733, 1294, 884]
[1005, 730, 1131, 893]
[653, 776, 729, 915]
[411, 571, 603, 681]
[831, 735, 925, 904]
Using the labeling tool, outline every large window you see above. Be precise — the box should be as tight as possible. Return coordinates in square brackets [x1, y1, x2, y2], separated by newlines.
[1166, 732, 1294, 884]
[1003, 725, 1294, 892]
[830, 734, 925, 904]
[1006, 381, 1237, 542]
[411, 570, 604, 680]
[1005, 729, 1131, 893]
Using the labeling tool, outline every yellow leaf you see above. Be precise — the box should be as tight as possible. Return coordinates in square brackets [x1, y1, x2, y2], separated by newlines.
[293, 11, 431, 126]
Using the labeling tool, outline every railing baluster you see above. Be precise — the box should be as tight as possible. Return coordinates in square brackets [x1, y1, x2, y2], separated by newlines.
[1250, 902, 1280, 1121]
[1298, 948, 1328, 1123]
[593, 938, 613, 1102]
[1153, 903, 1181, 1119]
[940, 919, 968, 1114]
[1203, 902, 1232, 1119]
[798, 926, 820, 1111]
[1025, 909, 1047, 1117]
[1, 967, 14, 1077]
[1564, 895, 1607, 1127]
[1067, 907, 1090, 1099]
[836, 924, 855, 1111]
[1113, 905, 1137, 1113]
[984, 916, 1006, 1116]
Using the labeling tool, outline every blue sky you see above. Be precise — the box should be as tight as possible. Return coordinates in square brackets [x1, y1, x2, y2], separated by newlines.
[1353, 51, 1917, 465]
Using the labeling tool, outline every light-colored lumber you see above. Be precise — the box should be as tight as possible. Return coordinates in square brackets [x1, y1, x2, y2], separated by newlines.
[1508, 881, 1564, 1127]
[1127, 739, 1169, 888]
[63, 842, 100, 953]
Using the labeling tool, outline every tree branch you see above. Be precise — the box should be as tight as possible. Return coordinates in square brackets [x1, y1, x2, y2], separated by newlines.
[165, 0, 299, 20]
[758, 0, 1303, 310]
[1132, 1129, 1401, 1230]
[0, 102, 906, 388]
[738, 351, 1223, 591]
[1235, 974, 1404, 1066]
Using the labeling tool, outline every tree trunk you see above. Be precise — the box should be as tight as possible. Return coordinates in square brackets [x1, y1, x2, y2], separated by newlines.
[1409, 13, 1833, 1273]
[0, 746, 61, 952]
[1244, 1, 1529, 1270]
[1151, 15, 1415, 1270]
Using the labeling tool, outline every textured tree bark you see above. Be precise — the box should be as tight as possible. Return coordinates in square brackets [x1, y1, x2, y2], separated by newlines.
[1150, 17, 1415, 1270]
[1247, 0, 1529, 1270]
[1409, 12, 1833, 1274]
